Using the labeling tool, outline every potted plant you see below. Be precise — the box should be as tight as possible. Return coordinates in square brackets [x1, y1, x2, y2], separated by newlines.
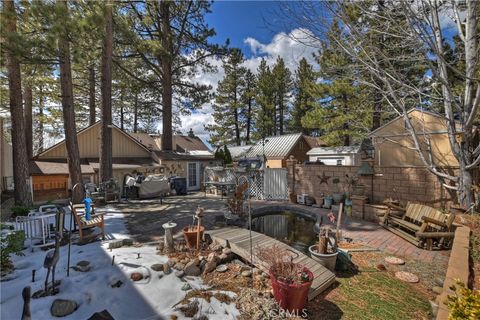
[256, 245, 314, 312]
[331, 178, 344, 204]
[309, 223, 338, 271]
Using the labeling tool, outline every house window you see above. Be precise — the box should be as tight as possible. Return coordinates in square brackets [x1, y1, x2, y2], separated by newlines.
[336, 159, 342, 166]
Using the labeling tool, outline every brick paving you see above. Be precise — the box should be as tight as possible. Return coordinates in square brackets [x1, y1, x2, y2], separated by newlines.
[252, 201, 451, 265]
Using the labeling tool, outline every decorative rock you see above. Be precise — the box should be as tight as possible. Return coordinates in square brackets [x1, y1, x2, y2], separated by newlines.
[71, 265, 91, 272]
[108, 240, 124, 250]
[167, 259, 177, 267]
[210, 244, 222, 252]
[181, 283, 191, 291]
[110, 280, 123, 288]
[241, 270, 252, 277]
[434, 277, 444, 287]
[173, 263, 185, 271]
[215, 264, 228, 273]
[163, 263, 171, 274]
[395, 271, 419, 283]
[432, 286, 443, 295]
[222, 248, 232, 255]
[174, 270, 185, 278]
[199, 259, 207, 271]
[130, 272, 143, 281]
[184, 261, 202, 276]
[207, 253, 219, 262]
[151, 264, 163, 272]
[77, 260, 90, 267]
[385, 256, 405, 265]
[122, 239, 134, 246]
[203, 261, 217, 274]
[87, 309, 115, 320]
[51, 299, 78, 317]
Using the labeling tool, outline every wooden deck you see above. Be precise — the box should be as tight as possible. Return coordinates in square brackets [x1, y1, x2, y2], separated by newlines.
[205, 227, 336, 300]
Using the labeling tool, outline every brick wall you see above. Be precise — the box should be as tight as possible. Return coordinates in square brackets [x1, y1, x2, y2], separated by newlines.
[286, 157, 460, 208]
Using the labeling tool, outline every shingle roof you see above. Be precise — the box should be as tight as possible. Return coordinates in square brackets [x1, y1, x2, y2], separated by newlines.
[30, 161, 95, 175]
[129, 133, 211, 153]
[245, 133, 304, 159]
[154, 151, 214, 161]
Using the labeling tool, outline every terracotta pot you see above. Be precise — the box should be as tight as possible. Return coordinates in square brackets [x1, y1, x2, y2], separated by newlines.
[182, 226, 205, 248]
[269, 267, 313, 312]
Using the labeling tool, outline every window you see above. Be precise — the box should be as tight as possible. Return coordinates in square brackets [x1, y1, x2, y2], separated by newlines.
[336, 159, 342, 166]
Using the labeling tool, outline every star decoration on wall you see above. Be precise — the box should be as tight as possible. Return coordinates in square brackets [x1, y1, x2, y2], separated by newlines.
[318, 172, 331, 185]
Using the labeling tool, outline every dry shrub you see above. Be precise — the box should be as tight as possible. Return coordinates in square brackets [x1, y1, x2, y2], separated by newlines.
[255, 244, 310, 285]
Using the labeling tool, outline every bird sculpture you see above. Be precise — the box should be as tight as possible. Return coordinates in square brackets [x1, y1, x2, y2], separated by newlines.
[44, 233, 61, 294]
[313, 214, 323, 234]
[21, 286, 31, 320]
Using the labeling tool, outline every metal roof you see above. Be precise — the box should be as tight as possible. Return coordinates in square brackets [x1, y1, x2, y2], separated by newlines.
[307, 146, 360, 155]
[228, 145, 252, 160]
[245, 133, 304, 159]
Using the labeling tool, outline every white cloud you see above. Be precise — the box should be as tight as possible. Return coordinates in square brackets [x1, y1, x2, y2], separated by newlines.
[176, 28, 320, 141]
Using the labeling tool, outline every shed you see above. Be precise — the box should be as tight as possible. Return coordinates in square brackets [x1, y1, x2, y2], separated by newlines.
[307, 146, 360, 165]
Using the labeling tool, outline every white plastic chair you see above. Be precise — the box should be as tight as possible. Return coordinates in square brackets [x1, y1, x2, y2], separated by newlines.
[15, 212, 56, 249]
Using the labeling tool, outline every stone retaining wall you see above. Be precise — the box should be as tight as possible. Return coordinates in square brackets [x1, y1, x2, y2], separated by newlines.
[435, 226, 471, 319]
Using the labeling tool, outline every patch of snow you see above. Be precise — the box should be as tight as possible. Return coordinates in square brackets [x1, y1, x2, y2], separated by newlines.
[1, 208, 239, 320]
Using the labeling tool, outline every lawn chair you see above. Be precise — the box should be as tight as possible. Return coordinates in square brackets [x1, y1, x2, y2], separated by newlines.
[70, 203, 105, 243]
[383, 202, 456, 250]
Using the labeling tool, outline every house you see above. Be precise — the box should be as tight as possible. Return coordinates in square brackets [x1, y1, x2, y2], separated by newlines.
[368, 108, 477, 167]
[129, 133, 221, 191]
[32, 123, 220, 200]
[307, 146, 360, 165]
[240, 133, 326, 168]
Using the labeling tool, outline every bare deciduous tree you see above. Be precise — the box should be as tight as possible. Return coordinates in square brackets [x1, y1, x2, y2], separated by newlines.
[285, 0, 479, 210]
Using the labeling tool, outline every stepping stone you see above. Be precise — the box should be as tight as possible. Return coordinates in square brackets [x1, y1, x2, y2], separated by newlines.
[51, 299, 78, 317]
[395, 271, 419, 283]
[151, 264, 163, 272]
[130, 272, 143, 281]
[77, 260, 90, 267]
[174, 270, 185, 278]
[385, 256, 405, 265]
[88, 309, 115, 320]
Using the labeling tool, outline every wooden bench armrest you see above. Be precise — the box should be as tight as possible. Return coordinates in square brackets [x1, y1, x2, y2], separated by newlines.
[384, 202, 406, 212]
[415, 231, 455, 238]
[421, 216, 447, 228]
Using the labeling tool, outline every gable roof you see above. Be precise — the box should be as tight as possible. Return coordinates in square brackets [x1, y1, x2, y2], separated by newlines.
[244, 133, 305, 159]
[36, 122, 153, 158]
[129, 133, 211, 153]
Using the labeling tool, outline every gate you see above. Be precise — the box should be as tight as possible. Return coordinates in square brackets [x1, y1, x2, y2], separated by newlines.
[204, 167, 289, 201]
[263, 168, 289, 200]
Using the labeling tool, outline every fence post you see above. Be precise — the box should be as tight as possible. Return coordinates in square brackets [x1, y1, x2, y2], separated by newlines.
[286, 156, 296, 198]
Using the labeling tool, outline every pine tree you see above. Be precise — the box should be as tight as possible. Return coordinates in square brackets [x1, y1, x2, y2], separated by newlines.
[302, 20, 372, 146]
[255, 59, 275, 139]
[223, 145, 233, 164]
[272, 57, 292, 135]
[206, 49, 247, 146]
[241, 69, 256, 143]
[290, 58, 316, 134]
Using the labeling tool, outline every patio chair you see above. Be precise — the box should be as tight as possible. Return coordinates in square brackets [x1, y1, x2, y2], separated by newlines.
[70, 203, 105, 242]
[15, 212, 56, 249]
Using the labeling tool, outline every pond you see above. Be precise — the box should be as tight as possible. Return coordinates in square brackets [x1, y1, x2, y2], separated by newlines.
[251, 211, 317, 254]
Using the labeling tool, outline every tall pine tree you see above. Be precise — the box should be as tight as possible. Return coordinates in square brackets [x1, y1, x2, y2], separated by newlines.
[290, 58, 316, 134]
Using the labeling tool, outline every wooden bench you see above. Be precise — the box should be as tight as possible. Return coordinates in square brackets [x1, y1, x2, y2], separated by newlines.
[70, 203, 105, 243]
[383, 202, 455, 250]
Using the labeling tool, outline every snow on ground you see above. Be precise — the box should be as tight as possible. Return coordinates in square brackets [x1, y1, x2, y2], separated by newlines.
[1, 206, 239, 320]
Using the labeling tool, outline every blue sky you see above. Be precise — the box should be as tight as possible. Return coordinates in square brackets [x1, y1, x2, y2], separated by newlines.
[205, 1, 284, 58]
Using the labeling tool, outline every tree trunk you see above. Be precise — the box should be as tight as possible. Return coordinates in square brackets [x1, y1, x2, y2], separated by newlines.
[133, 91, 138, 133]
[4, 0, 32, 206]
[160, 1, 173, 151]
[457, 164, 475, 211]
[37, 88, 44, 153]
[24, 85, 33, 159]
[246, 96, 252, 143]
[89, 65, 96, 126]
[100, 1, 113, 183]
[279, 100, 284, 135]
[57, 0, 83, 203]
[120, 92, 124, 131]
[234, 88, 240, 146]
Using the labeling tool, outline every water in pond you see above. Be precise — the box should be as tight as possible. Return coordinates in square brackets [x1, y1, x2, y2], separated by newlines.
[251, 211, 317, 254]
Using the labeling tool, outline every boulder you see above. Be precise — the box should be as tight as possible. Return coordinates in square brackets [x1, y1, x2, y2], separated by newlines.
[174, 270, 185, 278]
[122, 239, 134, 246]
[173, 263, 185, 271]
[108, 240, 124, 250]
[203, 260, 217, 274]
[130, 272, 143, 281]
[184, 261, 202, 276]
[51, 299, 78, 317]
[218, 253, 235, 264]
[151, 264, 163, 272]
[207, 252, 218, 262]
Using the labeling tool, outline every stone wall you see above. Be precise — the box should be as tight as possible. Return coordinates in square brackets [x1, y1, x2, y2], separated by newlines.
[286, 157, 461, 209]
